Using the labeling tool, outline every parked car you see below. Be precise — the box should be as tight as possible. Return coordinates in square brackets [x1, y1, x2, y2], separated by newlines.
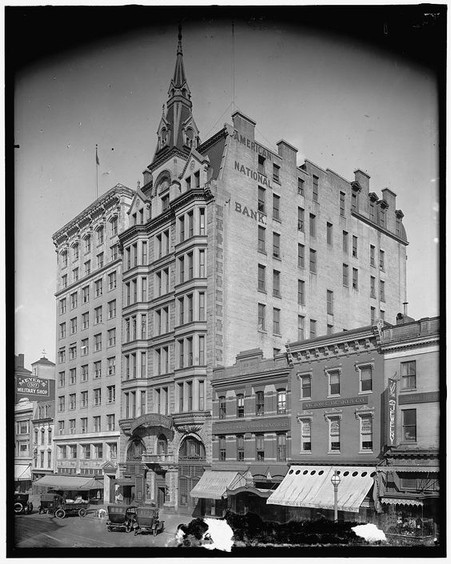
[38, 493, 64, 515]
[14, 493, 33, 514]
[106, 504, 137, 533]
[133, 505, 164, 536]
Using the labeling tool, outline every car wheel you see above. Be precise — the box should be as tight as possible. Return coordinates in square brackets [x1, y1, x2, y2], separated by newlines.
[14, 503, 23, 514]
[78, 508, 87, 518]
[55, 508, 66, 519]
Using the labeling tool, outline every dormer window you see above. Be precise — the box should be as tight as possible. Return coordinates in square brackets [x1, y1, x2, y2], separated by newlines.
[162, 194, 170, 212]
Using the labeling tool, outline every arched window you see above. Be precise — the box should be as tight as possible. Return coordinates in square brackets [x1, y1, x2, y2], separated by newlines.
[157, 435, 168, 455]
[179, 436, 205, 461]
[126, 438, 145, 461]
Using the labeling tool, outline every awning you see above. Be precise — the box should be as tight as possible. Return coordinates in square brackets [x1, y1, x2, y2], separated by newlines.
[33, 475, 104, 490]
[267, 466, 376, 513]
[190, 471, 245, 500]
[381, 497, 423, 507]
[15, 464, 32, 481]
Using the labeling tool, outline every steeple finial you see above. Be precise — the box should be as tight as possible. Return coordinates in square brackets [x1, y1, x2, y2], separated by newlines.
[178, 23, 182, 52]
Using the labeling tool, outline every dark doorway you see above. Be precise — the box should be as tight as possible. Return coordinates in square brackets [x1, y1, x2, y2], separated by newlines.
[157, 486, 165, 508]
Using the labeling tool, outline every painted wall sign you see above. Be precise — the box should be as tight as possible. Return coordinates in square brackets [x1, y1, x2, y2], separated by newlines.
[232, 131, 273, 161]
[234, 201, 267, 226]
[303, 396, 368, 410]
[213, 416, 290, 434]
[17, 376, 49, 397]
[234, 161, 273, 188]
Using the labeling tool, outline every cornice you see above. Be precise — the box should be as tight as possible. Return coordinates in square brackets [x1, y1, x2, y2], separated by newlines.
[351, 210, 409, 246]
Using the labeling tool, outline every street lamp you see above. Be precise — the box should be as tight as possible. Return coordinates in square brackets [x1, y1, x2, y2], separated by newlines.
[331, 470, 341, 522]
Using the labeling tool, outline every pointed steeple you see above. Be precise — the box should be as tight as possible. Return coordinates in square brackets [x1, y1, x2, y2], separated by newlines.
[153, 26, 200, 163]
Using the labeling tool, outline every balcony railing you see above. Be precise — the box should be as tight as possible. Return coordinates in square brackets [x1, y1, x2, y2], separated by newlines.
[142, 453, 174, 464]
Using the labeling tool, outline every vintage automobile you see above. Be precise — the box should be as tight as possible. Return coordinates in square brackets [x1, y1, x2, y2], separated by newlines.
[106, 504, 137, 533]
[133, 505, 165, 536]
[38, 493, 64, 515]
[14, 493, 33, 514]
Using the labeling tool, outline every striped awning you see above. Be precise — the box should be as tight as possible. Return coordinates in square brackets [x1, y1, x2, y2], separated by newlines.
[381, 497, 423, 507]
[190, 471, 245, 500]
[267, 466, 376, 513]
[379, 467, 439, 474]
[34, 475, 103, 490]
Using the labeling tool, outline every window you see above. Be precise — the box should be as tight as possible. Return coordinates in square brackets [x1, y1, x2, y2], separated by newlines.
[58, 348, 66, 363]
[328, 369, 340, 396]
[300, 374, 311, 399]
[327, 290, 334, 315]
[107, 414, 115, 432]
[108, 328, 116, 347]
[107, 357, 116, 376]
[69, 393, 76, 410]
[219, 396, 226, 419]
[273, 308, 281, 334]
[298, 279, 305, 306]
[84, 260, 91, 276]
[179, 256, 185, 284]
[256, 391, 264, 416]
[236, 435, 244, 461]
[58, 371, 65, 387]
[402, 409, 417, 442]
[94, 360, 102, 379]
[69, 343, 77, 360]
[298, 244, 305, 268]
[359, 365, 373, 392]
[401, 361, 416, 390]
[329, 416, 341, 451]
[187, 338, 193, 367]
[273, 163, 280, 182]
[258, 264, 266, 292]
[343, 263, 349, 287]
[187, 210, 194, 238]
[360, 415, 373, 451]
[298, 315, 305, 340]
[81, 390, 88, 408]
[277, 433, 287, 461]
[258, 225, 266, 253]
[69, 368, 76, 385]
[199, 249, 206, 278]
[298, 177, 304, 195]
[258, 186, 265, 213]
[72, 267, 79, 282]
[199, 292, 206, 321]
[70, 292, 78, 310]
[81, 443, 90, 458]
[277, 390, 287, 414]
[69, 420, 76, 435]
[108, 271, 117, 291]
[94, 333, 102, 352]
[371, 306, 376, 324]
[236, 394, 244, 418]
[258, 303, 266, 331]
[58, 420, 65, 435]
[298, 207, 304, 232]
[312, 175, 319, 202]
[59, 323, 66, 339]
[199, 207, 206, 235]
[273, 194, 280, 220]
[379, 249, 385, 271]
[301, 419, 312, 452]
[59, 298, 67, 315]
[352, 235, 358, 258]
[61, 274, 68, 289]
[188, 252, 194, 280]
[219, 436, 226, 461]
[161, 193, 169, 211]
[309, 249, 317, 274]
[73, 244, 79, 261]
[326, 222, 333, 245]
[94, 306, 102, 325]
[80, 364, 88, 382]
[351, 191, 358, 211]
[94, 388, 102, 406]
[179, 215, 185, 242]
[93, 416, 101, 432]
[273, 270, 281, 297]
[273, 232, 280, 258]
[198, 380, 205, 410]
[95, 279, 103, 297]
[380, 280, 386, 302]
[339, 192, 345, 216]
[352, 268, 359, 290]
[343, 231, 348, 253]
[370, 244, 375, 267]
[97, 253, 104, 269]
[256, 434, 265, 461]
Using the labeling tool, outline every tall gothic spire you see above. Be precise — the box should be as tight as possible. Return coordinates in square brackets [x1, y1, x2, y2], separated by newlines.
[153, 25, 200, 161]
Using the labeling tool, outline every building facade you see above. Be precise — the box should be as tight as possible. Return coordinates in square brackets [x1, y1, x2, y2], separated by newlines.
[51, 30, 410, 514]
[377, 316, 440, 537]
[52, 184, 134, 503]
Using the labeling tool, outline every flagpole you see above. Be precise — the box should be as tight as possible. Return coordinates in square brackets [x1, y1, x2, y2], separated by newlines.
[96, 144, 99, 199]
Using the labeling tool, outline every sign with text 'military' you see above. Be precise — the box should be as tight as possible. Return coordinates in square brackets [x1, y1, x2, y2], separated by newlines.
[16, 376, 49, 397]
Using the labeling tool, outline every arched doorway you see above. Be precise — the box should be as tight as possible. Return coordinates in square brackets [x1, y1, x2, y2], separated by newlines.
[121, 438, 146, 504]
[178, 436, 206, 514]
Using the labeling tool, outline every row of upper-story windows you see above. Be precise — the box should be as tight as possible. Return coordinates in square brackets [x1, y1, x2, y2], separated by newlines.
[178, 207, 206, 243]
[59, 272, 117, 312]
[124, 313, 148, 342]
[34, 449, 52, 469]
[60, 246, 119, 288]
[123, 351, 147, 380]
[58, 359, 116, 386]
[58, 385, 116, 412]
[33, 426, 52, 445]
[218, 389, 287, 419]
[57, 331, 117, 362]
[298, 365, 373, 400]
[59, 300, 117, 338]
[59, 220, 118, 267]
[217, 432, 287, 462]
[56, 441, 117, 459]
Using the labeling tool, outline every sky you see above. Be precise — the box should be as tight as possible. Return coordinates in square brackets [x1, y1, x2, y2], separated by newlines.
[11, 5, 442, 367]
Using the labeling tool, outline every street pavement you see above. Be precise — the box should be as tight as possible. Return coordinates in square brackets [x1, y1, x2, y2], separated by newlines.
[13, 506, 194, 549]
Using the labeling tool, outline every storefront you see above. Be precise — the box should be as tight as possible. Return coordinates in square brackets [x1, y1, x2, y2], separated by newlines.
[32, 475, 104, 502]
[14, 463, 32, 493]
